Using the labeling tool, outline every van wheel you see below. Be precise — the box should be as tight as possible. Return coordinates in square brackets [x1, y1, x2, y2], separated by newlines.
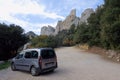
[50, 69, 54, 72]
[11, 63, 16, 71]
[30, 66, 38, 76]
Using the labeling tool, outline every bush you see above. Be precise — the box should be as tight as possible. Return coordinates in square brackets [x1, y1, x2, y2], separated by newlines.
[0, 23, 28, 60]
[0, 61, 10, 70]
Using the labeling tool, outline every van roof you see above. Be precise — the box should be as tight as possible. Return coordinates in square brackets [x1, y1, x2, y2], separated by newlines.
[23, 48, 53, 52]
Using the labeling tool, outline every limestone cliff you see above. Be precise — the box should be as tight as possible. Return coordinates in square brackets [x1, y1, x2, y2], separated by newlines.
[54, 9, 80, 34]
[54, 21, 63, 35]
[79, 8, 94, 24]
[40, 8, 94, 35]
[41, 25, 55, 36]
[26, 31, 37, 39]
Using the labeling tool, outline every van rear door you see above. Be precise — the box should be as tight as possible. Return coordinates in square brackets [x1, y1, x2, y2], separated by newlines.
[40, 49, 57, 69]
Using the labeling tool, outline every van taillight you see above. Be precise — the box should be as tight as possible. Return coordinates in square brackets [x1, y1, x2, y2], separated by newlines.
[39, 57, 42, 65]
[55, 55, 57, 62]
[55, 55, 58, 68]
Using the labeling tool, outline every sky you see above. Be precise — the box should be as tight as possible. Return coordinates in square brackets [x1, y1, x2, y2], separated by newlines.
[0, 0, 104, 35]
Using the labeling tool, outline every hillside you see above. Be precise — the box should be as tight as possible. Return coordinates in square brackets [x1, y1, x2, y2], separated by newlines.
[32, 0, 120, 54]
[41, 8, 94, 35]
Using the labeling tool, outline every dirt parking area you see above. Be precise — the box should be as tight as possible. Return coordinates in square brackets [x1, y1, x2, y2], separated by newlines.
[0, 47, 120, 80]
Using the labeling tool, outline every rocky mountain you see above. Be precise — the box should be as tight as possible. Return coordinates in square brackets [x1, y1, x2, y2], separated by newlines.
[61, 9, 80, 30]
[79, 8, 94, 24]
[41, 25, 55, 36]
[54, 21, 63, 35]
[26, 31, 37, 39]
[54, 9, 80, 35]
[40, 8, 94, 36]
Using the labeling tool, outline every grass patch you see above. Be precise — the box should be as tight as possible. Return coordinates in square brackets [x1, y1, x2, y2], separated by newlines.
[0, 61, 10, 70]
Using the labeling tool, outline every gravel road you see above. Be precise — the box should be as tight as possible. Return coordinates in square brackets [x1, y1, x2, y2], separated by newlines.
[0, 47, 120, 80]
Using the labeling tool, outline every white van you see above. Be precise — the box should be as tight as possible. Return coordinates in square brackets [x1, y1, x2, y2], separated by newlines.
[11, 48, 58, 76]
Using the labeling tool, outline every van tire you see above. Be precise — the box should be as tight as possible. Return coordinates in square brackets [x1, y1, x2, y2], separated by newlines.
[11, 63, 16, 71]
[50, 69, 54, 72]
[30, 66, 38, 76]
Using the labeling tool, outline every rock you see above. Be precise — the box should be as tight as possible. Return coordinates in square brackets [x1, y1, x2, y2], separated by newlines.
[116, 57, 120, 62]
[0, 61, 4, 64]
[26, 31, 37, 39]
[79, 8, 94, 24]
[41, 25, 55, 36]
[23, 42, 31, 50]
[117, 59, 120, 62]
[54, 21, 63, 35]
[70, 9, 76, 16]
[54, 9, 80, 34]
[107, 50, 117, 58]
[116, 54, 120, 62]
[62, 9, 80, 30]
[40, 8, 94, 35]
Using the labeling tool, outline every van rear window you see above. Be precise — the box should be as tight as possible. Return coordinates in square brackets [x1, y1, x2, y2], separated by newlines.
[41, 49, 55, 59]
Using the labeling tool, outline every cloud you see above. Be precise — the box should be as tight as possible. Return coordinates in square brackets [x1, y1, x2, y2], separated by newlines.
[0, 0, 103, 35]
[0, 0, 64, 34]
[0, 0, 64, 19]
[64, 0, 103, 8]
[63, 0, 104, 15]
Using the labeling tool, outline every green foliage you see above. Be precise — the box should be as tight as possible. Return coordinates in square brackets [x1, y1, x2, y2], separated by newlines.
[73, 0, 120, 50]
[31, 35, 48, 48]
[45, 36, 57, 48]
[69, 24, 76, 34]
[0, 23, 28, 60]
[110, 21, 120, 49]
[31, 35, 57, 48]
[74, 23, 90, 44]
[87, 7, 103, 46]
[104, 0, 120, 8]
[100, 0, 120, 50]
[31, 0, 120, 50]
[63, 35, 74, 46]
[55, 24, 76, 46]
[55, 30, 69, 46]
[31, 24, 76, 48]
[63, 24, 75, 46]
[0, 61, 10, 70]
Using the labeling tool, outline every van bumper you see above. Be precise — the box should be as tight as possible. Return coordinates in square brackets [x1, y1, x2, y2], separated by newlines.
[41, 66, 57, 73]
[38, 62, 58, 73]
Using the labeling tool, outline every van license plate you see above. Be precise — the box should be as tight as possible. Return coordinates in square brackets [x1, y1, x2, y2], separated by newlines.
[46, 62, 54, 67]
